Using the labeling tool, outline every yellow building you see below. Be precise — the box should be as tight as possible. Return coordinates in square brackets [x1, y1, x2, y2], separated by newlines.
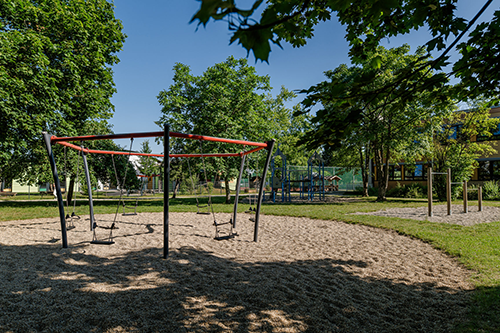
[385, 106, 500, 189]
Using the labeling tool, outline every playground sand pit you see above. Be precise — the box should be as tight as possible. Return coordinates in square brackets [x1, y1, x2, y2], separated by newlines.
[1, 212, 473, 332]
[354, 204, 500, 226]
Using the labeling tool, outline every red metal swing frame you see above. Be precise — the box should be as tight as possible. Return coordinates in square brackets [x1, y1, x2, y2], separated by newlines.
[43, 128, 275, 259]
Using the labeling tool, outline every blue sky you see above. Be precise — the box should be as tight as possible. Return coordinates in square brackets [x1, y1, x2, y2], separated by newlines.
[109, 1, 498, 153]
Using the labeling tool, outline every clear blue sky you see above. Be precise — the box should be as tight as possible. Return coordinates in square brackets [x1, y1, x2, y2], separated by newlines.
[109, 1, 498, 153]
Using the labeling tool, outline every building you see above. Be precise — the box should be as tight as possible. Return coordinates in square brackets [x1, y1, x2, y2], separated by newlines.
[385, 106, 500, 189]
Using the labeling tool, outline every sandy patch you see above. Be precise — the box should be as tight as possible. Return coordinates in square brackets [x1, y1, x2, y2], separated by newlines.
[0, 212, 473, 332]
[354, 204, 500, 226]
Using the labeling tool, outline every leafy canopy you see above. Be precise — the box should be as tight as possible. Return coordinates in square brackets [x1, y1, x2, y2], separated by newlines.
[0, 0, 125, 184]
[191, 0, 499, 103]
[156, 56, 303, 199]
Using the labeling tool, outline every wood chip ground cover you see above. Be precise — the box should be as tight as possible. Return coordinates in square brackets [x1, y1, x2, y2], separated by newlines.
[0, 212, 473, 332]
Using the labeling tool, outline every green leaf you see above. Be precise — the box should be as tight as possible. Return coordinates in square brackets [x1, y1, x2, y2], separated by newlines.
[370, 55, 382, 69]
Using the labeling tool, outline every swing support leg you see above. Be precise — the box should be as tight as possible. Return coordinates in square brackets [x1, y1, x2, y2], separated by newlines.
[232, 154, 246, 229]
[43, 132, 68, 248]
[81, 151, 95, 232]
[164, 125, 170, 259]
[254, 139, 275, 242]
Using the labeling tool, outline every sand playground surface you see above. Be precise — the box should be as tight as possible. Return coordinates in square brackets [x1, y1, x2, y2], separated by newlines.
[354, 204, 500, 226]
[0, 210, 478, 332]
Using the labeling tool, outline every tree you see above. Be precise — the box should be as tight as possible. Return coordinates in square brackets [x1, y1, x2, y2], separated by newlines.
[135, 140, 160, 194]
[0, 0, 126, 186]
[59, 120, 139, 203]
[299, 45, 455, 200]
[191, 1, 500, 119]
[156, 56, 293, 203]
[424, 102, 499, 200]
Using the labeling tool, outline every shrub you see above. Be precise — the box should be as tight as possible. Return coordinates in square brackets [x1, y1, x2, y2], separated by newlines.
[482, 180, 500, 200]
[368, 186, 379, 197]
[207, 181, 214, 193]
[405, 183, 427, 199]
[386, 182, 426, 198]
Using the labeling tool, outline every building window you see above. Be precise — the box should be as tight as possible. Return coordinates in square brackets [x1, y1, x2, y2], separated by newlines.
[389, 165, 402, 181]
[477, 120, 500, 142]
[404, 164, 426, 180]
[478, 160, 500, 180]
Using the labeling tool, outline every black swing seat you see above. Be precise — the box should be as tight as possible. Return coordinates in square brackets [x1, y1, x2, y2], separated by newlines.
[249, 217, 255, 222]
[245, 207, 256, 213]
[66, 212, 81, 220]
[91, 222, 115, 245]
[215, 233, 237, 241]
[91, 240, 115, 245]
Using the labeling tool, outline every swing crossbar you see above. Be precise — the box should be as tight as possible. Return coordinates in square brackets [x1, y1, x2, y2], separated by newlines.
[51, 131, 268, 147]
[56, 140, 265, 158]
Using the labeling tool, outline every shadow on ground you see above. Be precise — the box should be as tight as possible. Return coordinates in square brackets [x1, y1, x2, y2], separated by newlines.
[0, 242, 474, 332]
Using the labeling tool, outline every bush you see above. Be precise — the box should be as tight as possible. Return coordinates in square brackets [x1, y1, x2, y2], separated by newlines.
[368, 186, 379, 197]
[179, 181, 190, 195]
[482, 180, 500, 200]
[207, 181, 214, 194]
[386, 182, 426, 198]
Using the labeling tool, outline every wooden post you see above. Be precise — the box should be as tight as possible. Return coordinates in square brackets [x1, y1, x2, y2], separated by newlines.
[478, 186, 483, 212]
[447, 168, 452, 215]
[463, 180, 468, 213]
[428, 167, 433, 217]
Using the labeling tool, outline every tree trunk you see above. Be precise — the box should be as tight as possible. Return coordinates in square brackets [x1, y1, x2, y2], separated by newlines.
[224, 178, 231, 204]
[171, 180, 180, 199]
[375, 123, 392, 202]
[359, 146, 370, 197]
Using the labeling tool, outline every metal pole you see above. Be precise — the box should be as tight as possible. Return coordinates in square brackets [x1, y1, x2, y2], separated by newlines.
[42, 132, 68, 248]
[81, 151, 95, 231]
[428, 167, 433, 217]
[463, 180, 468, 213]
[164, 125, 170, 259]
[233, 154, 246, 229]
[254, 140, 275, 242]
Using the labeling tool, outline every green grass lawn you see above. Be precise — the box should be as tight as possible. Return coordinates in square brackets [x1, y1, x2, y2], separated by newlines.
[1, 195, 499, 332]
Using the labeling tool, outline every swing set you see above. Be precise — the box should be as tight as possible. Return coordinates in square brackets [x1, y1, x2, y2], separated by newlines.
[43, 126, 275, 259]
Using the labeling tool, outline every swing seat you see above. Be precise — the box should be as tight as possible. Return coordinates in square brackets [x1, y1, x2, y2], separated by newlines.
[91, 240, 115, 245]
[197, 211, 211, 215]
[215, 233, 237, 241]
[249, 217, 255, 222]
